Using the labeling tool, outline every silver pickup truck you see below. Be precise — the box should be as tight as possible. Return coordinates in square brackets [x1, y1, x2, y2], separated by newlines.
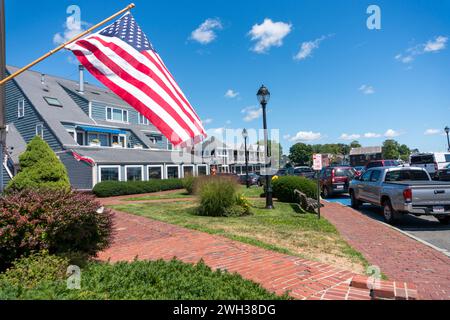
[349, 167, 450, 224]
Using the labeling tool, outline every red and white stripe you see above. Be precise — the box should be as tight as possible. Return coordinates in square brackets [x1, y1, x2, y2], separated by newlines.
[67, 34, 206, 146]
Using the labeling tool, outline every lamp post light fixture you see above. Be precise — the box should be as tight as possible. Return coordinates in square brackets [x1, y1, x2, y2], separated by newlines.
[445, 126, 450, 152]
[242, 128, 250, 188]
[257, 85, 273, 209]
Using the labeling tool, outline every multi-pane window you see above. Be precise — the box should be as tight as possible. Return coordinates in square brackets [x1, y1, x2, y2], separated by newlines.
[36, 123, 44, 138]
[183, 166, 194, 178]
[17, 99, 25, 118]
[148, 166, 163, 179]
[126, 166, 143, 181]
[106, 107, 128, 123]
[139, 113, 149, 125]
[167, 166, 179, 179]
[198, 166, 207, 176]
[100, 167, 120, 182]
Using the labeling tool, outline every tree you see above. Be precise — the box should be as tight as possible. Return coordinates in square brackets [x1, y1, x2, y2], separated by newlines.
[350, 140, 362, 149]
[6, 136, 70, 191]
[289, 143, 313, 165]
[382, 139, 400, 160]
[398, 144, 411, 162]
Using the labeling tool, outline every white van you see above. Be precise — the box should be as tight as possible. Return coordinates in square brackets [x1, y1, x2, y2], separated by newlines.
[410, 153, 450, 178]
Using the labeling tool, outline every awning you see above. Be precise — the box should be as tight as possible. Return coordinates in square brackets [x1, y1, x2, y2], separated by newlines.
[77, 126, 127, 135]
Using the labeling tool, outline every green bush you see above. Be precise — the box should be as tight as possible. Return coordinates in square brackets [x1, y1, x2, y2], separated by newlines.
[0, 189, 113, 271]
[0, 259, 286, 300]
[183, 176, 196, 195]
[6, 136, 70, 192]
[92, 179, 184, 197]
[272, 176, 317, 203]
[0, 251, 69, 289]
[197, 177, 250, 217]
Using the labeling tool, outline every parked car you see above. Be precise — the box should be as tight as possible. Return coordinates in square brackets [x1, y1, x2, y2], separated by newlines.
[275, 167, 294, 176]
[410, 153, 450, 179]
[239, 173, 262, 186]
[349, 167, 450, 224]
[365, 160, 401, 170]
[293, 166, 316, 179]
[437, 164, 450, 181]
[319, 166, 357, 198]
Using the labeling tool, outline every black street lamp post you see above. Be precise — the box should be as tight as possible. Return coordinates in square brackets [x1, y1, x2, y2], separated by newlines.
[257, 85, 273, 209]
[445, 126, 450, 152]
[242, 128, 249, 188]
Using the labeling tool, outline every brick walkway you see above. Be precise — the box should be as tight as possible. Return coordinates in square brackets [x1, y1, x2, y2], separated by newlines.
[98, 198, 417, 300]
[321, 202, 450, 300]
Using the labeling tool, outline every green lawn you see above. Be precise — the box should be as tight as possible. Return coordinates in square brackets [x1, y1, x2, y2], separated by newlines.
[238, 185, 264, 198]
[124, 190, 192, 201]
[112, 199, 368, 274]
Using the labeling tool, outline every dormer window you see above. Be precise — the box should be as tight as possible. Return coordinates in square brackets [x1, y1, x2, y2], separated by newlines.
[44, 97, 62, 107]
[139, 113, 149, 125]
[106, 107, 128, 123]
[17, 99, 25, 118]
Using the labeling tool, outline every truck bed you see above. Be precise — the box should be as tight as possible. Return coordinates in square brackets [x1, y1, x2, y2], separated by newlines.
[385, 181, 450, 187]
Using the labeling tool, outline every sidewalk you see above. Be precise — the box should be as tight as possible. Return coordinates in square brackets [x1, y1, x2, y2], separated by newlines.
[98, 202, 417, 300]
[321, 202, 450, 300]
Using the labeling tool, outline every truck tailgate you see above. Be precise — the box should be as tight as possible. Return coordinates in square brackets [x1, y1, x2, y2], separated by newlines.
[412, 184, 450, 205]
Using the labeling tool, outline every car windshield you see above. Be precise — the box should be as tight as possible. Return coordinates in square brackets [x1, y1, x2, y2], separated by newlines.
[335, 168, 355, 177]
[384, 160, 400, 166]
[385, 170, 430, 182]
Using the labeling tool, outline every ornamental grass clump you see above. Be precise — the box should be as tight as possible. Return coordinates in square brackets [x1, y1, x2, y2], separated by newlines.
[196, 176, 251, 217]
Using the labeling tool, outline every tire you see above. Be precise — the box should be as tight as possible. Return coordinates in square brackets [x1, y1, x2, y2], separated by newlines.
[382, 199, 398, 225]
[350, 190, 361, 209]
[437, 216, 450, 225]
[323, 186, 331, 199]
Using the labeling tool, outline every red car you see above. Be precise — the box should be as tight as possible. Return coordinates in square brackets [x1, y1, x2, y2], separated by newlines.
[365, 160, 401, 170]
[319, 166, 357, 198]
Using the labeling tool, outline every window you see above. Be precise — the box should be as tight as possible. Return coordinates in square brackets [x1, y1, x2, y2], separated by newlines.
[100, 166, 120, 182]
[76, 131, 85, 145]
[335, 168, 356, 177]
[445, 154, 450, 163]
[385, 170, 429, 182]
[106, 107, 128, 123]
[126, 166, 143, 181]
[88, 133, 109, 146]
[167, 141, 173, 151]
[198, 165, 207, 176]
[148, 166, 163, 180]
[17, 99, 25, 118]
[166, 166, 179, 179]
[410, 155, 434, 165]
[36, 123, 44, 138]
[112, 134, 127, 148]
[183, 166, 194, 178]
[361, 170, 372, 182]
[370, 170, 381, 182]
[139, 113, 149, 125]
[44, 97, 63, 107]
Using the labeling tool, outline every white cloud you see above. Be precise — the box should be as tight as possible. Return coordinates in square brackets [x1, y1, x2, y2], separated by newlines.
[202, 118, 213, 125]
[53, 15, 89, 45]
[241, 106, 262, 122]
[384, 129, 401, 138]
[359, 84, 375, 95]
[364, 132, 381, 138]
[190, 18, 223, 44]
[340, 133, 361, 140]
[424, 128, 440, 135]
[289, 131, 322, 142]
[395, 35, 447, 64]
[248, 18, 292, 53]
[424, 36, 448, 52]
[225, 89, 239, 99]
[294, 35, 327, 61]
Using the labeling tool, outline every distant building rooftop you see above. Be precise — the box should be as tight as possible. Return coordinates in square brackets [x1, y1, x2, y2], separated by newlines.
[350, 146, 382, 156]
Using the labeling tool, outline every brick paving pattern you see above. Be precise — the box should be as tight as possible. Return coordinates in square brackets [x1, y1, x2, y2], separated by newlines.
[321, 202, 450, 300]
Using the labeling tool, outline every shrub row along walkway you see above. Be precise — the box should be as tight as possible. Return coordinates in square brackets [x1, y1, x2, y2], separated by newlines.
[321, 202, 450, 300]
[99, 194, 417, 300]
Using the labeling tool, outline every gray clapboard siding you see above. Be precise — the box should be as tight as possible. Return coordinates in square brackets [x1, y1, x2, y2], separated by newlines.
[59, 151, 93, 190]
[61, 86, 90, 116]
[5, 79, 62, 151]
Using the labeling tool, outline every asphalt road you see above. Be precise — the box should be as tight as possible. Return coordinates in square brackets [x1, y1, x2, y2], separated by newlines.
[326, 195, 450, 255]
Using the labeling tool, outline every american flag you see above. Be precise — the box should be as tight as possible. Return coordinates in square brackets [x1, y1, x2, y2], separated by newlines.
[66, 12, 206, 146]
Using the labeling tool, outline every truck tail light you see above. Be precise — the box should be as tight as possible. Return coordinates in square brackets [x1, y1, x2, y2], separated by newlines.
[403, 188, 412, 203]
[331, 170, 335, 183]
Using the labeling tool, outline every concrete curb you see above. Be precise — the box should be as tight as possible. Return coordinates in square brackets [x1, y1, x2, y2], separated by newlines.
[326, 200, 450, 258]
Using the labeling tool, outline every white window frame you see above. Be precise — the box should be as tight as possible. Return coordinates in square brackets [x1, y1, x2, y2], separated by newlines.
[147, 165, 164, 180]
[67, 129, 76, 142]
[106, 106, 129, 123]
[36, 123, 44, 138]
[197, 164, 209, 176]
[76, 131, 85, 146]
[98, 165, 121, 182]
[165, 165, 180, 179]
[182, 165, 195, 178]
[17, 99, 25, 118]
[125, 165, 144, 182]
[139, 113, 149, 125]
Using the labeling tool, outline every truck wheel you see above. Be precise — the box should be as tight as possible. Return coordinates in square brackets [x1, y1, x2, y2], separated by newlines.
[350, 191, 361, 209]
[383, 200, 398, 225]
[437, 216, 450, 225]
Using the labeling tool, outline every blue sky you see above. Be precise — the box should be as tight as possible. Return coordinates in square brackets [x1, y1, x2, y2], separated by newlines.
[4, 0, 450, 153]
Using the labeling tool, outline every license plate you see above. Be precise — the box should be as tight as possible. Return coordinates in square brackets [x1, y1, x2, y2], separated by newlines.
[336, 185, 344, 190]
[433, 206, 445, 213]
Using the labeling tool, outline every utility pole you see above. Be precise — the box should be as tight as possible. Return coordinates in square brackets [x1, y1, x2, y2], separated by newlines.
[0, 0, 7, 192]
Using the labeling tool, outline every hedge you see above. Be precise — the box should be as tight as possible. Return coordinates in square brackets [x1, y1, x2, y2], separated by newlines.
[272, 176, 317, 203]
[92, 179, 185, 197]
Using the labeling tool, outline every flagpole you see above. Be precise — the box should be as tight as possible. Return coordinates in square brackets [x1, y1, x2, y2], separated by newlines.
[0, 3, 135, 87]
[0, 0, 6, 191]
